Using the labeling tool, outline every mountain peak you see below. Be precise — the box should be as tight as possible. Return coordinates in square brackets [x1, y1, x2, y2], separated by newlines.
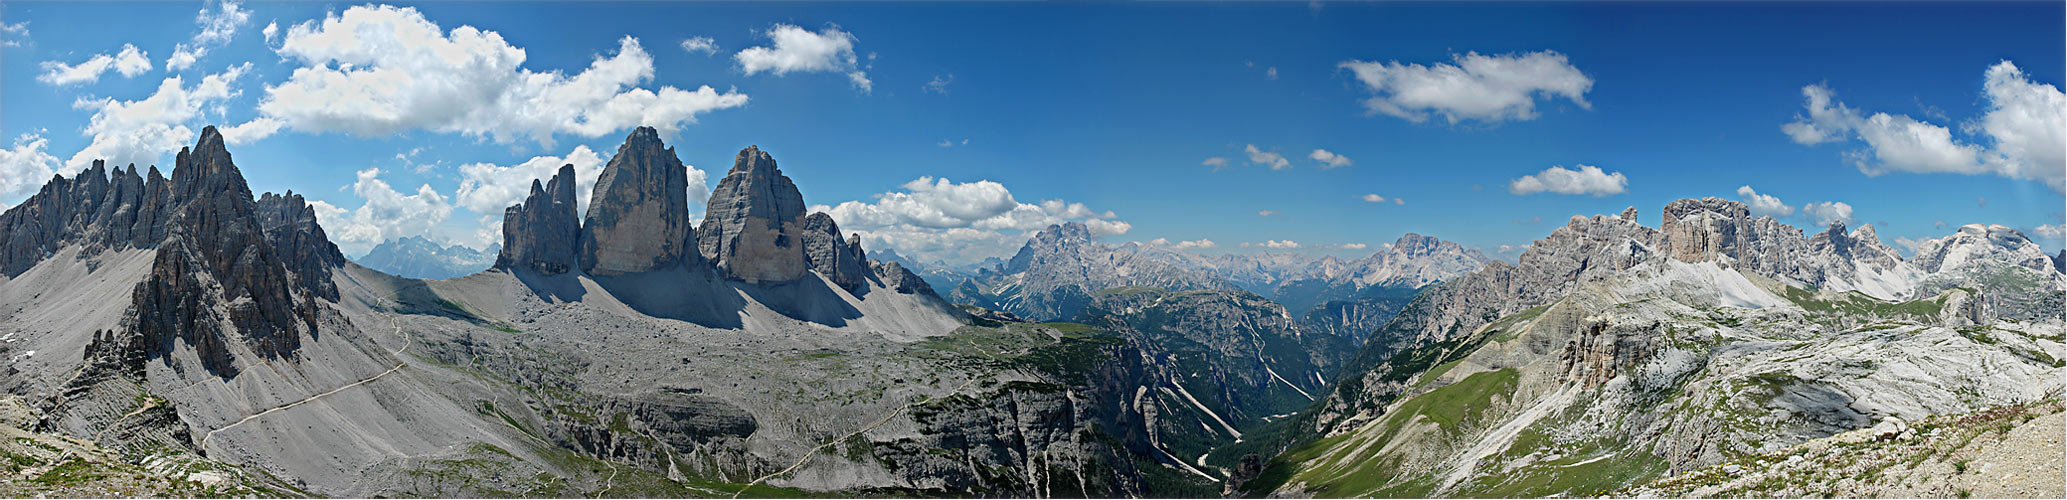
[698, 145, 808, 284]
[579, 127, 696, 275]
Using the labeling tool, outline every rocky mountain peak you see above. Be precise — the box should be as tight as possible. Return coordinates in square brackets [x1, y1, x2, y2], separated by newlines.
[500, 164, 582, 274]
[1390, 233, 1444, 256]
[580, 127, 697, 275]
[1913, 223, 2057, 274]
[698, 145, 808, 284]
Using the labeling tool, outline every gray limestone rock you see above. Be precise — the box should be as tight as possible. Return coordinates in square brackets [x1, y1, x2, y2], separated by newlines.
[499, 165, 582, 275]
[800, 213, 869, 292]
[580, 127, 697, 275]
[697, 146, 808, 284]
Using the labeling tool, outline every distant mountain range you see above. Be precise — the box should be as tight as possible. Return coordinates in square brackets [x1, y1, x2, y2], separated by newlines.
[353, 236, 499, 280]
[0, 126, 2056, 498]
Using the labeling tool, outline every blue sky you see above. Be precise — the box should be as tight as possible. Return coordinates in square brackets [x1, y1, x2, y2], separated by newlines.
[2, 1, 2061, 264]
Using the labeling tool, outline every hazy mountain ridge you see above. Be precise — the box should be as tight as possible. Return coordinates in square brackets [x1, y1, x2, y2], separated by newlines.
[354, 236, 498, 280]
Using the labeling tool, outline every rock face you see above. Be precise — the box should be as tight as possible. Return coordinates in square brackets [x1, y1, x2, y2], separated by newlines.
[698, 146, 808, 284]
[799, 213, 869, 291]
[580, 127, 697, 275]
[870, 260, 935, 295]
[498, 165, 582, 275]
[0, 161, 169, 277]
[255, 191, 346, 300]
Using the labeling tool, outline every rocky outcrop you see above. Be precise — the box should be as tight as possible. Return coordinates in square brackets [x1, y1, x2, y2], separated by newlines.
[870, 260, 935, 295]
[498, 165, 582, 275]
[800, 213, 869, 292]
[580, 127, 697, 275]
[0, 162, 171, 277]
[256, 191, 346, 300]
[698, 146, 808, 284]
[1911, 224, 2059, 275]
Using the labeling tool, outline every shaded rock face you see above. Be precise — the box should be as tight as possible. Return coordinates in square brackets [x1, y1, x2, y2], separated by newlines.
[800, 213, 869, 291]
[0, 161, 169, 277]
[255, 191, 345, 301]
[580, 127, 697, 275]
[0, 127, 347, 378]
[499, 165, 582, 274]
[698, 146, 808, 284]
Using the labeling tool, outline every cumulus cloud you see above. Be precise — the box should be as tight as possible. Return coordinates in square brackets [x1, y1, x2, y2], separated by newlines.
[1243, 240, 1300, 249]
[455, 145, 607, 216]
[735, 24, 871, 93]
[1507, 165, 1627, 196]
[0, 134, 61, 205]
[66, 63, 253, 170]
[167, 0, 252, 71]
[1801, 201, 1853, 228]
[1202, 157, 1229, 170]
[2030, 223, 2064, 245]
[262, 21, 278, 44]
[259, 5, 747, 146]
[0, 21, 27, 48]
[822, 176, 1125, 264]
[1244, 144, 1290, 170]
[37, 44, 153, 85]
[1338, 50, 1592, 125]
[1360, 193, 1386, 203]
[680, 36, 718, 55]
[1336, 243, 1368, 250]
[321, 168, 455, 255]
[1784, 61, 2064, 190]
[1310, 148, 1353, 169]
[1735, 185, 1794, 217]
[1148, 237, 1217, 250]
[1257, 210, 1279, 217]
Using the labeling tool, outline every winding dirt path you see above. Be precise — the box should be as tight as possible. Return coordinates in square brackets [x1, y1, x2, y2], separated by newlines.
[198, 298, 410, 452]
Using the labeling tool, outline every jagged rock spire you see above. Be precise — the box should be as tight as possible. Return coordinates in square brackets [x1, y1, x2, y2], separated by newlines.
[579, 126, 697, 275]
[499, 164, 581, 274]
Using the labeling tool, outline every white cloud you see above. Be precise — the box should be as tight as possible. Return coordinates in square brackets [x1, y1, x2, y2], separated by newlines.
[1244, 144, 1290, 170]
[1257, 210, 1279, 217]
[1310, 148, 1353, 169]
[66, 63, 252, 171]
[0, 21, 27, 47]
[455, 145, 608, 216]
[1360, 193, 1386, 203]
[735, 24, 871, 93]
[1337, 243, 1368, 250]
[925, 74, 953, 95]
[1202, 157, 1229, 170]
[1265, 67, 1278, 80]
[0, 134, 60, 205]
[1246, 240, 1300, 249]
[2030, 223, 2064, 245]
[1150, 237, 1217, 250]
[37, 44, 153, 85]
[680, 36, 718, 55]
[1507, 164, 1627, 196]
[166, 0, 252, 71]
[261, 5, 747, 146]
[1393, 197, 1405, 205]
[322, 167, 455, 255]
[1338, 50, 1592, 124]
[822, 176, 1125, 264]
[1784, 61, 2064, 191]
[1801, 201, 1853, 228]
[220, 117, 283, 146]
[1734, 185, 1794, 217]
[262, 21, 278, 44]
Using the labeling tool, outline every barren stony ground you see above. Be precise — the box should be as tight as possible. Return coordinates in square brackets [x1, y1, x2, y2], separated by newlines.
[1630, 399, 2066, 498]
